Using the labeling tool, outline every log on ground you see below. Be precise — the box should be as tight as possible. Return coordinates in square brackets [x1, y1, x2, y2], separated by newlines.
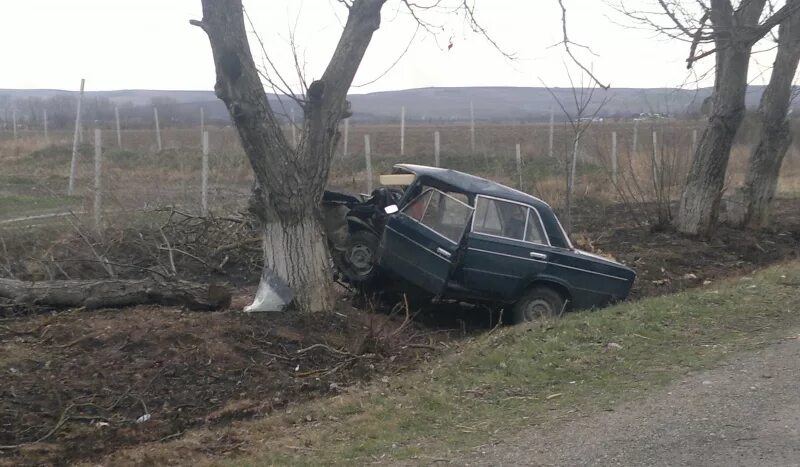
[0, 278, 232, 311]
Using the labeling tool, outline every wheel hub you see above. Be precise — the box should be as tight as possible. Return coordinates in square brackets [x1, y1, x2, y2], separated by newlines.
[525, 298, 553, 320]
[348, 243, 373, 275]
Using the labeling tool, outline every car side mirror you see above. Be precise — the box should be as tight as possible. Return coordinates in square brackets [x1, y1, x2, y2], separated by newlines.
[384, 204, 399, 214]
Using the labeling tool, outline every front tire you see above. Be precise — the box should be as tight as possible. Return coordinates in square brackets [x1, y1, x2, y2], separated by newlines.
[508, 286, 565, 324]
[343, 230, 380, 284]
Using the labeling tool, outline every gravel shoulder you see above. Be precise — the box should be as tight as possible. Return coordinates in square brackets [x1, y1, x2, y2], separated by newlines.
[472, 331, 800, 466]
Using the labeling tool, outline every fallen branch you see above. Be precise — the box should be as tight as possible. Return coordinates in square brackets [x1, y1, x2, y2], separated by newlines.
[0, 278, 231, 311]
[296, 343, 355, 357]
[0, 403, 75, 451]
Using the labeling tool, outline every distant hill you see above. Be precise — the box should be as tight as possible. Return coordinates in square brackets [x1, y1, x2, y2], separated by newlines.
[0, 85, 784, 124]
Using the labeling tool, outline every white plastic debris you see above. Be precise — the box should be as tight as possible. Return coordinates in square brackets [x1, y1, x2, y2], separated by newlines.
[135, 413, 151, 424]
[244, 267, 294, 312]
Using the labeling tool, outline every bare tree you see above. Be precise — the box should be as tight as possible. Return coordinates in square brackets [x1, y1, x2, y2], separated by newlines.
[730, 0, 800, 228]
[543, 69, 609, 235]
[619, 0, 800, 236]
[191, 0, 508, 313]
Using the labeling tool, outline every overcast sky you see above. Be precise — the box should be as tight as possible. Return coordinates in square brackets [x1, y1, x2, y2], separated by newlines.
[0, 0, 783, 94]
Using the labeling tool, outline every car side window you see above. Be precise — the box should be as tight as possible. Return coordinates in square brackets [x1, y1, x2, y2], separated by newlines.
[403, 188, 472, 243]
[421, 191, 473, 243]
[473, 197, 548, 245]
[524, 209, 547, 245]
[402, 190, 432, 221]
[473, 197, 526, 241]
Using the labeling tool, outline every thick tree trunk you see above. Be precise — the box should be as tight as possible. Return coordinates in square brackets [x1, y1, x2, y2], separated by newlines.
[674, 0, 768, 236]
[193, 0, 385, 312]
[260, 219, 333, 312]
[675, 48, 751, 235]
[0, 278, 231, 311]
[731, 3, 800, 229]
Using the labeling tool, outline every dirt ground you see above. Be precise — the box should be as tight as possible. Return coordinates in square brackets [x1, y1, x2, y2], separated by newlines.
[0, 297, 453, 466]
[1, 197, 798, 465]
[571, 198, 800, 299]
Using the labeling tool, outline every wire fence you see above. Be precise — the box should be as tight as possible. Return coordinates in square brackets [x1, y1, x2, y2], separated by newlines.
[1, 117, 799, 231]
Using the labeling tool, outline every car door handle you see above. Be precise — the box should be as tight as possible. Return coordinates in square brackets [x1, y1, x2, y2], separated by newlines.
[436, 247, 452, 259]
[529, 251, 548, 261]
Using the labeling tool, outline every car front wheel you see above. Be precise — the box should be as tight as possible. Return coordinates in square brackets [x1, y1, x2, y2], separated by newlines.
[344, 230, 380, 283]
[508, 286, 565, 324]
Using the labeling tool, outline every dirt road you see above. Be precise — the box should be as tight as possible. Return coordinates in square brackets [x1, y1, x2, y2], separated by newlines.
[471, 332, 800, 466]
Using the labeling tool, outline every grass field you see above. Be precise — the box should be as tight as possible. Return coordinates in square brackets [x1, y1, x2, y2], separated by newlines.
[1, 118, 799, 227]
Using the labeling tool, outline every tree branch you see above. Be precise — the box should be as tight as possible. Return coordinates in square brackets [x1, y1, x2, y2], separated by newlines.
[557, 0, 610, 90]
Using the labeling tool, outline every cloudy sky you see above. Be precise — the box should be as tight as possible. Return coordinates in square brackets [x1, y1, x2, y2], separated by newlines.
[0, 0, 782, 94]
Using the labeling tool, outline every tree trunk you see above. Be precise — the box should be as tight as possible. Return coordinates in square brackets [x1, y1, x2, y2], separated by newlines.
[193, 0, 386, 312]
[674, 0, 767, 236]
[731, 2, 800, 228]
[0, 278, 231, 311]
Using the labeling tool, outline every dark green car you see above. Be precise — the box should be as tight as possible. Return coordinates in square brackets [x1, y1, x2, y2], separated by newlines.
[373, 164, 636, 323]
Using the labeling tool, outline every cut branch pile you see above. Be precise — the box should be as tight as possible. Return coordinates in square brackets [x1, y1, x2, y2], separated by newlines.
[0, 209, 261, 313]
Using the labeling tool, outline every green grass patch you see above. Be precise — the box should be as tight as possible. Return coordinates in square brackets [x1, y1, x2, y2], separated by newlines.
[228, 262, 800, 465]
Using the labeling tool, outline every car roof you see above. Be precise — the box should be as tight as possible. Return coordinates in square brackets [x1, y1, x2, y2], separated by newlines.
[393, 164, 553, 211]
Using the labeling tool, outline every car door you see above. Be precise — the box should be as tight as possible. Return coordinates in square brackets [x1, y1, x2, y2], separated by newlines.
[459, 195, 551, 300]
[379, 188, 473, 295]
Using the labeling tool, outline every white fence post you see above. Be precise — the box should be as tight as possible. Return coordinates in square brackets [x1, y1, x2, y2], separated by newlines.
[343, 118, 349, 158]
[115, 106, 122, 149]
[400, 106, 405, 156]
[202, 130, 209, 216]
[94, 129, 102, 230]
[548, 107, 554, 159]
[611, 131, 618, 185]
[434, 131, 441, 167]
[154, 107, 162, 152]
[651, 130, 658, 188]
[12, 110, 16, 140]
[516, 143, 523, 189]
[470, 100, 475, 153]
[43, 109, 48, 143]
[68, 78, 85, 196]
[364, 134, 373, 193]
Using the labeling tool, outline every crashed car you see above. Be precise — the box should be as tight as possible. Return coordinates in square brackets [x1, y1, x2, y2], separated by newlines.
[322, 164, 635, 323]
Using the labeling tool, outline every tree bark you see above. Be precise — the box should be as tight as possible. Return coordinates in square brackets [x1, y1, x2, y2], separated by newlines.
[0, 278, 231, 311]
[730, 0, 800, 229]
[674, 0, 767, 236]
[193, 0, 386, 312]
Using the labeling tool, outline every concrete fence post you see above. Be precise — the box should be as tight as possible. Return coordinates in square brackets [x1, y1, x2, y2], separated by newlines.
[400, 106, 405, 156]
[516, 143, 523, 190]
[202, 131, 209, 216]
[434, 131, 441, 167]
[94, 129, 103, 230]
[154, 107, 162, 152]
[68, 78, 86, 196]
[611, 131, 618, 185]
[364, 134, 373, 193]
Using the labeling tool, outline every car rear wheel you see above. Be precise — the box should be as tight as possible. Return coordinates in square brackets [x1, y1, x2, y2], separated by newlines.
[508, 286, 565, 324]
[344, 230, 380, 283]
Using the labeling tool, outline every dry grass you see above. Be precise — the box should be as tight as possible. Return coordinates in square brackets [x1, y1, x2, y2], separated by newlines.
[1, 119, 798, 226]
